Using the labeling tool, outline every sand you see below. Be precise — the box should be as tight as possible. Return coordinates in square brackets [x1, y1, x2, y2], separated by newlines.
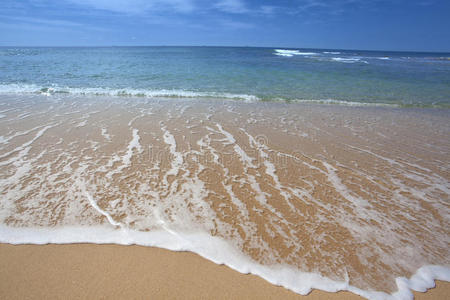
[0, 243, 448, 299]
[1, 95, 449, 297]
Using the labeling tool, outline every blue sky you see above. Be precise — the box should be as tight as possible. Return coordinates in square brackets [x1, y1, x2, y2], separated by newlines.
[0, 0, 449, 51]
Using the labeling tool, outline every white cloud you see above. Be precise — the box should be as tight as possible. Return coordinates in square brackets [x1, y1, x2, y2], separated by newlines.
[0, 15, 108, 31]
[292, 0, 374, 17]
[297, 0, 329, 11]
[4, 16, 84, 27]
[259, 5, 277, 15]
[48, 0, 277, 17]
[214, 0, 248, 14]
[65, 0, 196, 14]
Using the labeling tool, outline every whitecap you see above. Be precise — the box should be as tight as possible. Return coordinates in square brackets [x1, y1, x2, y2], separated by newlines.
[274, 49, 319, 56]
[331, 57, 368, 64]
[274, 53, 294, 57]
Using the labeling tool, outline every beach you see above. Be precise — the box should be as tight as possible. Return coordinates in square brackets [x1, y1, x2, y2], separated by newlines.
[0, 94, 449, 298]
[0, 243, 449, 299]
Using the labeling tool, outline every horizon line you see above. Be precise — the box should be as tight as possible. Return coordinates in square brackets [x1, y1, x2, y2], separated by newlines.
[0, 45, 449, 54]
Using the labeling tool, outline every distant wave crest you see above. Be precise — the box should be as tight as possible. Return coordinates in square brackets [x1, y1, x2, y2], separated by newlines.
[331, 57, 368, 64]
[274, 49, 319, 57]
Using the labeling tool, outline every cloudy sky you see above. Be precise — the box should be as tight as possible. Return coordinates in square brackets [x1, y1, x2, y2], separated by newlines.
[0, 0, 449, 51]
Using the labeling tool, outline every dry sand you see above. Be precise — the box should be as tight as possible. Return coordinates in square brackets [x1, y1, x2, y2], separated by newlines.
[0, 243, 448, 299]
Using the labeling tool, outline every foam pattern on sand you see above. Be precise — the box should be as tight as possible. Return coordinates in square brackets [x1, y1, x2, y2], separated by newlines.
[0, 94, 449, 299]
[1, 225, 449, 299]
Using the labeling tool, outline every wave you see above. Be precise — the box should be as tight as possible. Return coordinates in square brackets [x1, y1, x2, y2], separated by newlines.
[274, 52, 295, 57]
[0, 94, 448, 298]
[273, 51, 372, 64]
[0, 225, 448, 299]
[331, 57, 368, 64]
[274, 49, 319, 56]
[0, 84, 259, 102]
[0, 83, 445, 108]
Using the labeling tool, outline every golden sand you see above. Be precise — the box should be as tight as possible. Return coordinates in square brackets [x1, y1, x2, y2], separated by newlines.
[0, 243, 448, 299]
[0, 95, 449, 297]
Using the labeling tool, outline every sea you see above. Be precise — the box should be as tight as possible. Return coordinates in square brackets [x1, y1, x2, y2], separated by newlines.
[0, 47, 449, 299]
[0, 46, 449, 107]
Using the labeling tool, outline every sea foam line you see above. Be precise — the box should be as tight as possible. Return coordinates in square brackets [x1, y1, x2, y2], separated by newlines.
[0, 84, 259, 102]
[0, 224, 448, 300]
[0, 83, 433, 108]
[84, 190, 123, 228]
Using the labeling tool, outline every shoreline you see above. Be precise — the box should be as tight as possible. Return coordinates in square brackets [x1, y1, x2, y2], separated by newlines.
[0, 95, 449, 298]
[0, 243, 448, 299]
[0, 91, 449, 109]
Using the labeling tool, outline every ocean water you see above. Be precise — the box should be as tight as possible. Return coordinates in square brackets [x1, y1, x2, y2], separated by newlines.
[0, 46, 449, 107]
[0, 47, 450, 299]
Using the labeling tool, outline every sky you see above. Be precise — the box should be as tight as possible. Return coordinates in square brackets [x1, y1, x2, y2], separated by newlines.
[0, 0, 449, 52]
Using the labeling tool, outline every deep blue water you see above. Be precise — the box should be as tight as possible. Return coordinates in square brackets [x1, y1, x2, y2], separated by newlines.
[0, 46, 449, 107]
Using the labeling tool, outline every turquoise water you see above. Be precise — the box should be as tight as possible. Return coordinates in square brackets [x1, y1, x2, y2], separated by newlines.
[0, 46, 449, 107]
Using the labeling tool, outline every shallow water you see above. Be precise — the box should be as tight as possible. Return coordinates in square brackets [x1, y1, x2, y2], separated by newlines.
[0, 94, 449, 298]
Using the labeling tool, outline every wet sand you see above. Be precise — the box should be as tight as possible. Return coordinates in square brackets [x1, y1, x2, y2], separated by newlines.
[0, 243, 448, 299]
[0, 95, 449, 297]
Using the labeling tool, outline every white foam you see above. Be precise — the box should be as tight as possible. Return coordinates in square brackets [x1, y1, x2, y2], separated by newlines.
[0, 95, 448, 299]
[101, 128, 111, 141]
[323, 51, 341, 54]
[0, 84, 259, 102]
[241, 128, 298, 213]
[81, 183, 123, 228]
[122, 128, 142, 166]
[0, 124, 56, 166]
[274, 49, 319, 56]
[216, 123, 254, 167]
[162, 125, 183, 177]
[103, 128, 142, 179]
[291, 99, 398, 107]
[331, 57, 368, 64]
[294, 52, 318, 56]
[274, 53, 294, 57]
[215, 123, 288, 225]
[75, 120, 87, 127]
[196, 131, 254, 231]
[0, 225, 447, 299]
[321, 161, 371, 209]
[0, 125, 49, 146]
[0, 83, 402, 107]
